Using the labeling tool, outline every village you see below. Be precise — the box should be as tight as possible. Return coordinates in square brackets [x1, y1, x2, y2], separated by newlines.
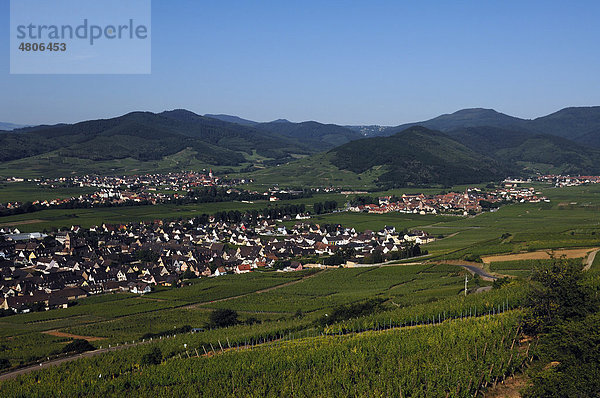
[0, 216, 432, 314]
[349, 186, 549, 215]
[0, 171, 308, 215]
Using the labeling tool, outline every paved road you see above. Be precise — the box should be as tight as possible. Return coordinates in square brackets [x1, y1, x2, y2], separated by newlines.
[437, 260, 498, 281]
[460, 263, 497, 281]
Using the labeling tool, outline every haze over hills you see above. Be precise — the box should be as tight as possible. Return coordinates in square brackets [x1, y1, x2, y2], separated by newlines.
[382, 109, 528, 136]
[0, 110, 368, 178]
[0, 122, 28, 131]
[203, 114, 258, 126]
[449, 126, 600, 175]
[254, 121, 363, 149]
[247, 124, 600, 189]
[376, 106, 600, 146]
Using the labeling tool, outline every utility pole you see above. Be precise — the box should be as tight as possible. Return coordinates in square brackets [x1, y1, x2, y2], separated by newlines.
[464, 274, 468, 296]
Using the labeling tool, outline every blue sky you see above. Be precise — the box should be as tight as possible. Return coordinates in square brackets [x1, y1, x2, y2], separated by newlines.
[2, 0, 600, 126]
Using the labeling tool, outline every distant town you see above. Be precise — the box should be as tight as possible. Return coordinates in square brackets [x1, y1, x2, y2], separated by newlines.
[350, 186, 549, 215]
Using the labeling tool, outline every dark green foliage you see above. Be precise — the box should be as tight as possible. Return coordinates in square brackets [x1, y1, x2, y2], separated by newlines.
[0, 358, 10, 370]
[62, 339, 94, 354]
[141, 347, 163, 366]
[209, 309, 239, 328]
[524, 313, 600, 397]
[134, 249, 160, 263]
[523, 258, 597, 334]
[317, 299, 385, 326]
[328, 126, 507, 187]
[312, 200, 337, 215]
[522, 257, 600, 396]
[255, 120, 363, 149]
[492, 277, 511, 289]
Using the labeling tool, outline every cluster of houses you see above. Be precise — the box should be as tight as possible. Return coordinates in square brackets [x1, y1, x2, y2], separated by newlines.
[533, 175, 600, 187]
[349, 187, 549, 216]
[0, 219, 432, 314]
[1, 172, 313, 214]
[43, 171, 222, 191]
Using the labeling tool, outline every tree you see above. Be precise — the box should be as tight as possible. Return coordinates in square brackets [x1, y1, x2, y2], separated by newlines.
[62, 339, 94, 354]
[524, 257, 596, 334]
[209, 309, 238, 328]
[141, 347, 162, 365]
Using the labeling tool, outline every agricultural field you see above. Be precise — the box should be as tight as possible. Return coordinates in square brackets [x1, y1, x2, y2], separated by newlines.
[0, 309, 527, 397]
[0, 182, 96, 204]
[1, 182, 600, 394]
[0, 264, 480, 369]
[0, 271, 307, 367]
[488, 258, 585, 278]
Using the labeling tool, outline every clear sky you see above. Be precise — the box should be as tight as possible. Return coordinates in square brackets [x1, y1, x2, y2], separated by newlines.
[1, 0, 600, 126]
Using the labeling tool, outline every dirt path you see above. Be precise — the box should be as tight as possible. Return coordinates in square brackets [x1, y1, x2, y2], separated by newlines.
[42, 330, 106, 342]
[183, 270, 322, 309]
[583, 249, 599, 271]
[484, 373, 528, 397]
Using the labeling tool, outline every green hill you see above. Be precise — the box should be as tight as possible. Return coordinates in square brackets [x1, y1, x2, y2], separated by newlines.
[382, 108, 528, 136]
[377, 106, 600, 147]
[327, 126, 508, 187]
[449, 126, 600, 174]
[254, 120, 363, 149]
[0, 110, 320, 176]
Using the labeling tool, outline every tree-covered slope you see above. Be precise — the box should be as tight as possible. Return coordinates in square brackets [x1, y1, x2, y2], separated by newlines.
[255, 120, 363, 150]
[0, 110, 314, 167]
[449, 126, 600, 174]
[327, 126, 508, 187]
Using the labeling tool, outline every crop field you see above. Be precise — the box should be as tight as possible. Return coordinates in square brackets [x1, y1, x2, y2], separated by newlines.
[205, 264, 473, 314]
[481, 248, 595, 264]
[0, 182, 96, 204]
[0, 311, 526, 397]
[0, 271, 306, 366]
[488, 258, 584, 278]
[0, 264, 478, 368]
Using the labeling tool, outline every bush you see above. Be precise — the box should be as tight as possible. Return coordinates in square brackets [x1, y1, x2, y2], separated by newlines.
[62, 339, 94, 354]
[209, 309, 239, 328]
[141, 347, 162, 365]
[317, 299, 385, 326]
[0, 358, 11, 370]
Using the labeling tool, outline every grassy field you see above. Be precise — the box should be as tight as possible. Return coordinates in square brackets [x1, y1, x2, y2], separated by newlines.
[0, 264, 475, 368]
[0, 182, 95, 204]
[238, 153, 384, 190]
[0, 311, 525, 397]
[0, 148, 252, 179]
[488, 258, 584, 278]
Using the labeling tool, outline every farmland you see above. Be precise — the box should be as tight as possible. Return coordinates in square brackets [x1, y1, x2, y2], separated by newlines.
[1, 182, 600, 395]
[0, 311, 526, 397]
[0, 264, 481, 368]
